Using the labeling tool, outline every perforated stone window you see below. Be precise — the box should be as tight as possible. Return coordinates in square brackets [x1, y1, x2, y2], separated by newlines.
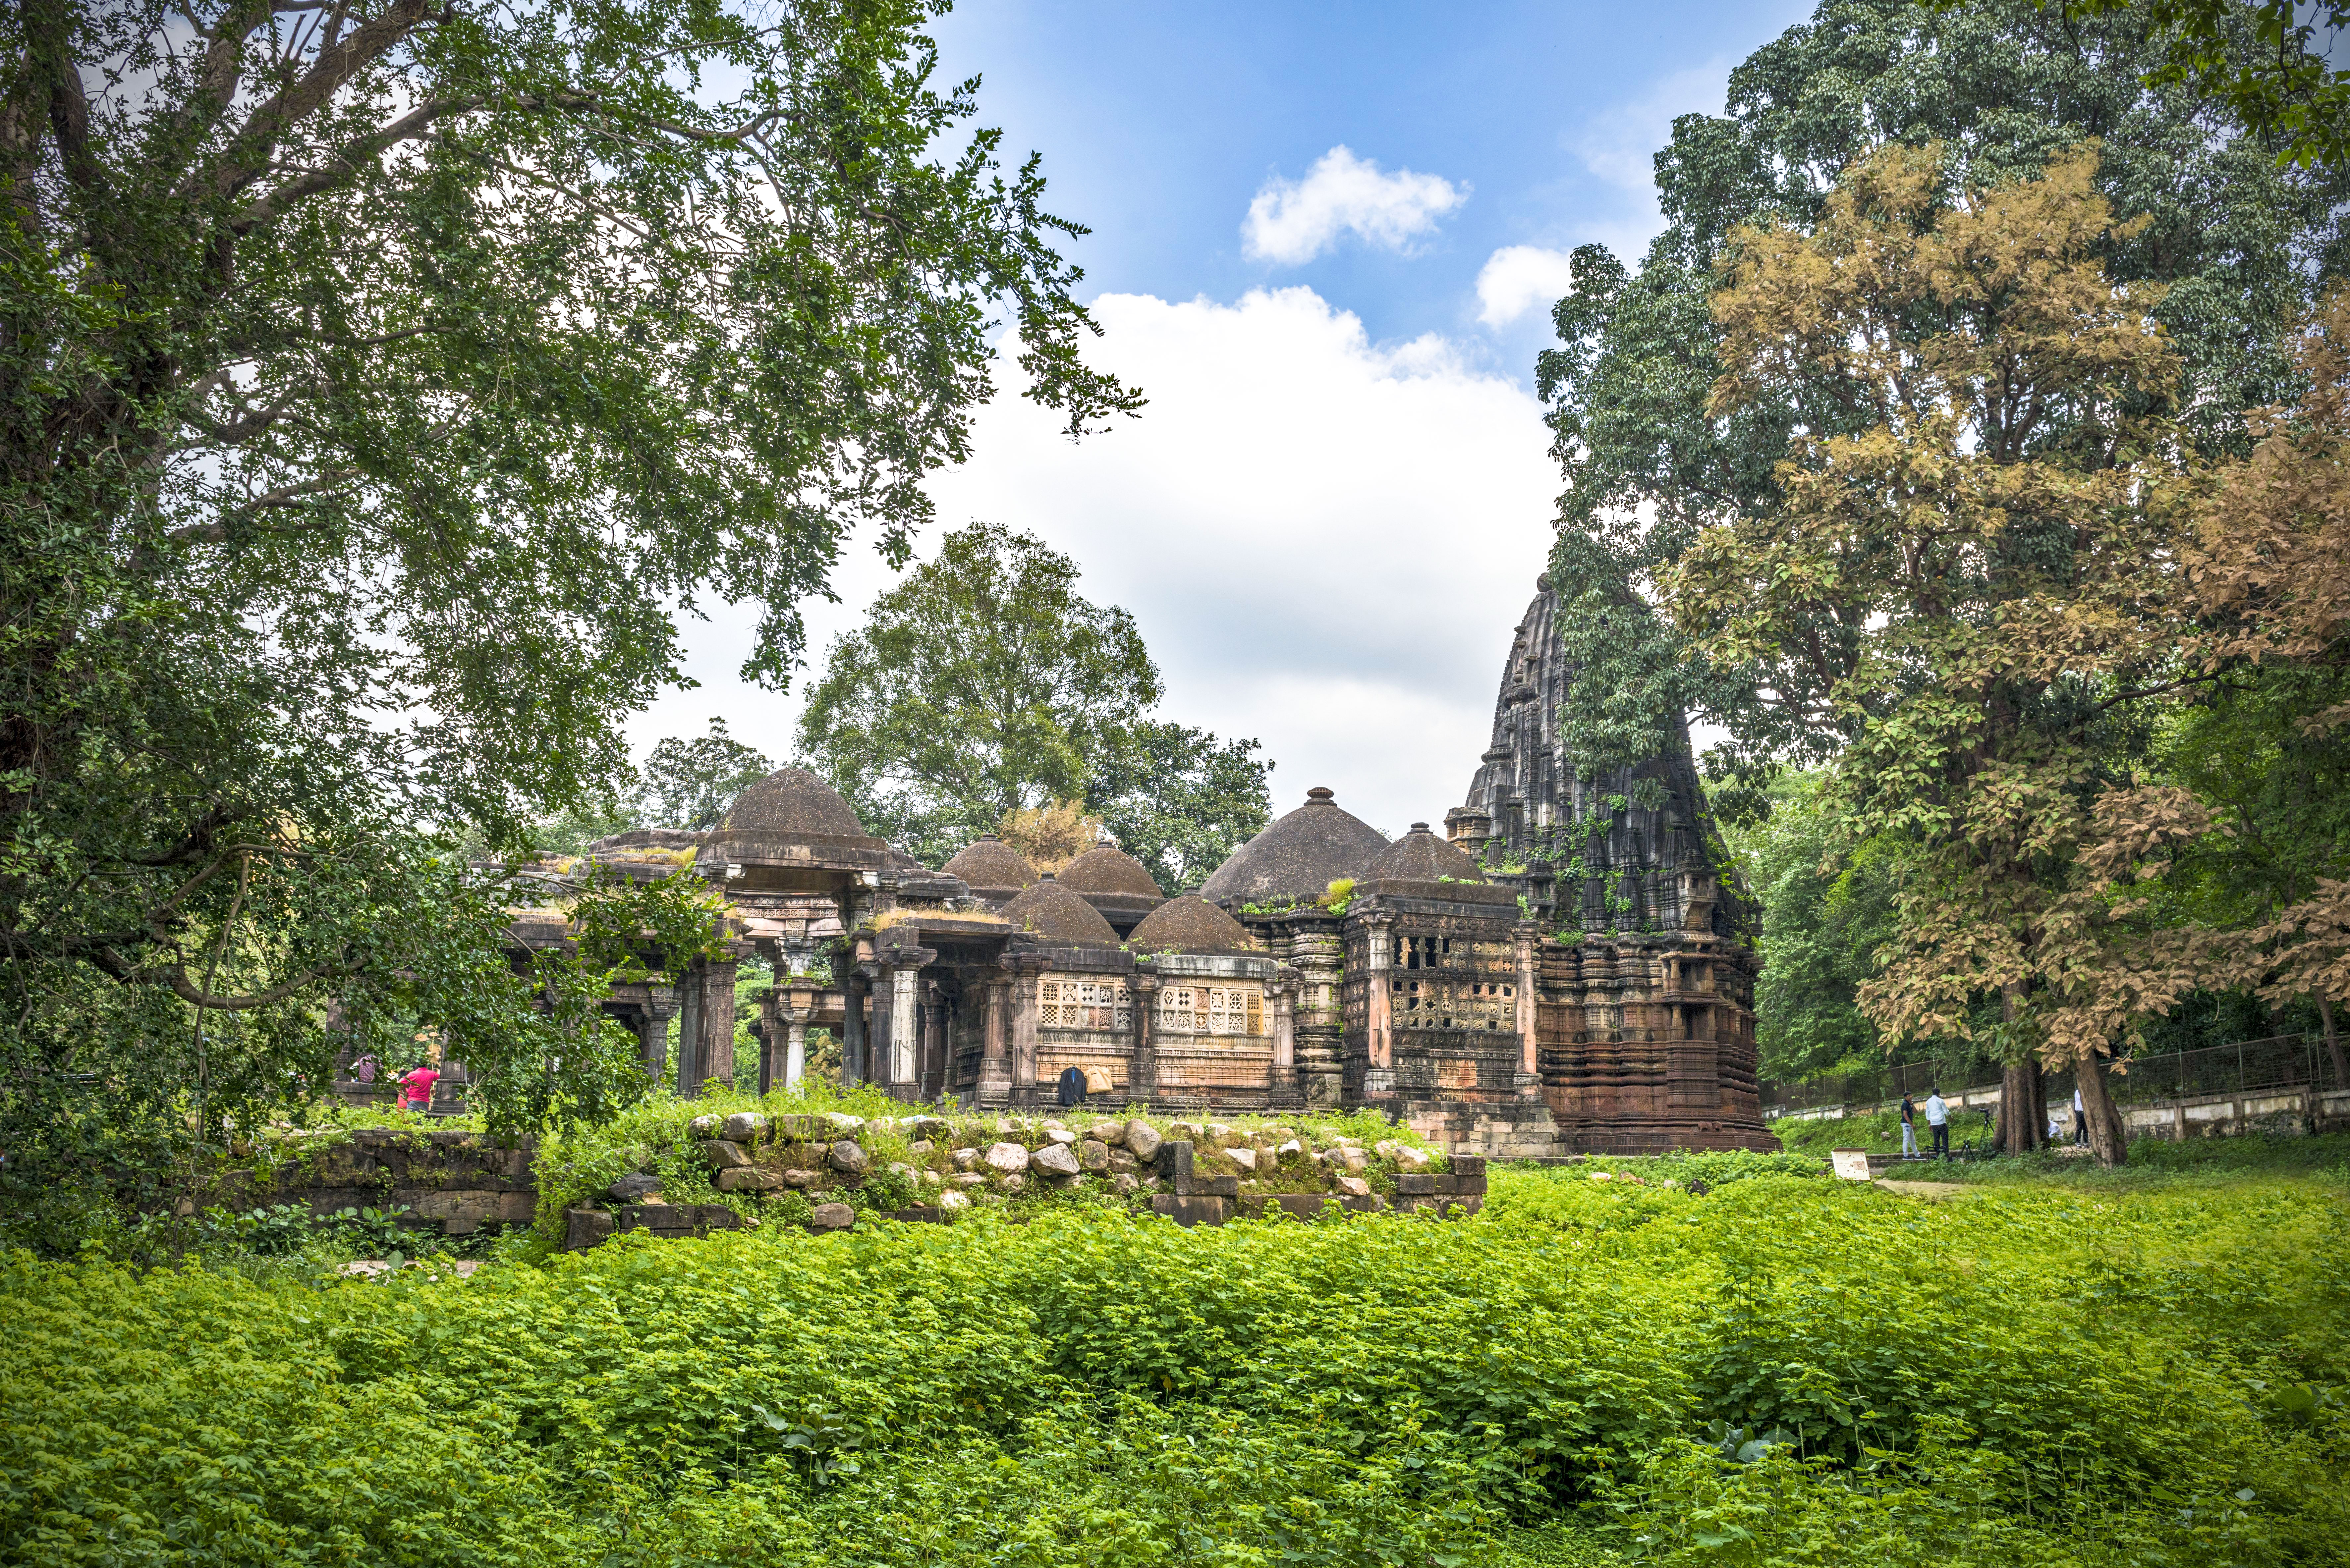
[1040, 978, 1131, 1030]
[1157, 985, 1264, 1037]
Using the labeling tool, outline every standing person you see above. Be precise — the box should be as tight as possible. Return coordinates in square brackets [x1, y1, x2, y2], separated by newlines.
[1898, 1094, 1920, 1158]
[397, 1062, 440, 1116]
[1925, 1087, 1950, 1159]
[2073, 1085, 2088, 1146]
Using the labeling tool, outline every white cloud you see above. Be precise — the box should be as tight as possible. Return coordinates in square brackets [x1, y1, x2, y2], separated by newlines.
[635, 286, 1563, 845]
[1475, 244, 1581, 328]
[1241, 146, 1467, 266]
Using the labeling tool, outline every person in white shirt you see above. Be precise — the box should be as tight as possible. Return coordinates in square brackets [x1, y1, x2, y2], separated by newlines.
[1925, 1089, 1950, 1158]
[2073, 1086, 2087, 1146]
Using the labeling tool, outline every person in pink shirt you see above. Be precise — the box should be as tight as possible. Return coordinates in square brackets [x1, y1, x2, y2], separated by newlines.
[397, 1064, 440, 1114]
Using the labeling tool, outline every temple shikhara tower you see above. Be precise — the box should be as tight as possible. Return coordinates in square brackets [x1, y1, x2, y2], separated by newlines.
[511, 574, 1775, 1157]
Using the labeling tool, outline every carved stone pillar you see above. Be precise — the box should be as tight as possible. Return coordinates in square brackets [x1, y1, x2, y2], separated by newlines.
[887, 966, 917, 1089]
[1360, 912, 1395, 1100]
[1008, 954, 1045, 1105]
[701, 955, 740, 1095]
[1282, 912, 1347, 1108]
[865, 964, 891, 1090]
[1129, 965, 1161, 1103]
[678, 955, 739, 1098]
[978, 976, 1013, 1106]
[842, 965, 873, 1088]
[1514, 922, 1541, 1098]
[763, 983, 813, 1094]
[638, 983, 678, 1082]
[1270, 966, 1299, 1089]
[676, 978, 701, 1094]
[920, 981, 948, 1102]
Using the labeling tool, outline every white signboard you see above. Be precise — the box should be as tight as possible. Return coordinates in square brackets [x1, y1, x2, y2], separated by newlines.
[1831, 1148, 1874, 1182]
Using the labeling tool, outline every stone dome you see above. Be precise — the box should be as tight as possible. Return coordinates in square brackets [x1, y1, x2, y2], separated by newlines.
[1127, 895, 1258, 955]
[940, 835, 1038, 899]
[1366, 822, 1485, 884]
[997, 874, 1120, 945]
[721, 767, 872, 839]
[1058, 842, 1162, 898]
[1199, 787, 1388, 906]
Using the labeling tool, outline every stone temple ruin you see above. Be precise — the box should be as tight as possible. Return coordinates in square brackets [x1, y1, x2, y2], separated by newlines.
[514, 575, 1775, 1158]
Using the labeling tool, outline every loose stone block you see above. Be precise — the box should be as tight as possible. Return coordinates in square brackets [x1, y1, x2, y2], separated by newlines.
[1396, 1173, 1437, 1195]
[699, 1139, 752, 1169]
[606, 1172, 663, 1203]
[807, 1202, 855, 1232]
[828, 1140, 869, 1175]
[984, 1141, 1031, 1173]
[1228, 1147, 1257, 1171]
[1043, 1127, 1078, 1146]
[1336, 1176, 1371, 1197]
[1077, 1139, 1109, 1172]
[1275, 1139, 1304, 1162]
[722, 1112, 768, 1143]
[912, 1116, 951, 1143]
[825, 1113, 865, 1137]
[951, 1172, 985, 1187]
[781, 1169, 822, 1189]
[952, 1146, 980, 1169]
[906, 1139, 934, 1157]
[1124, 1120, 1164, 1160]
[1337, 1148, 1369, 1174]
[1032, 1142, 1082, 1178]
[939, 1190, 971, 1211]
[688, 1115, 718, 1138]
[1095, 1121, 1127, 1148]
[1107, 1148, 1139, 1173]
[715, 1167, 782, 1192]
[564, 1207, 614, 1251]
[1396, 1147, 1431, 1170]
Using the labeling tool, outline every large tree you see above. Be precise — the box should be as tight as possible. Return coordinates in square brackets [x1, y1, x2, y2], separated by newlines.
[1537, 0, 2349, 806]
[638, 718, 775, 833]
[797, 522, 1271, 883]
[0, 0, 1132, 1217]
[1672, 144, 2193, 1162]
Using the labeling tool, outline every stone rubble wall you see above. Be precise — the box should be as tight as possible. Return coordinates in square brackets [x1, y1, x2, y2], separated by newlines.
[240, 1127, 537, 1236]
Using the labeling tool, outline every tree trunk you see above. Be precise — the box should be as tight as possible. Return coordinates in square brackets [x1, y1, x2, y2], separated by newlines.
[1993, 1057, 2044, 1155]
[1990, 989, 2042, 1156]
[2321, 994, 2348, 1092]
[2077, 1050, 2127, 1167]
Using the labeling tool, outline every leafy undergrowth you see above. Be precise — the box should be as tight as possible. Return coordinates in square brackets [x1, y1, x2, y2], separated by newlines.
[5, 1159, 2346, 1568]
[1920, 1131, 2350, 1192]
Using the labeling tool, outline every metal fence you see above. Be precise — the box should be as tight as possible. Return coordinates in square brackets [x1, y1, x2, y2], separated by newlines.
[1763, 1033, 2343, 1120]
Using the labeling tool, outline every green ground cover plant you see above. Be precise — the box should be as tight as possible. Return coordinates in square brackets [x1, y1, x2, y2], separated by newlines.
[3, 1152, 2343, 1567]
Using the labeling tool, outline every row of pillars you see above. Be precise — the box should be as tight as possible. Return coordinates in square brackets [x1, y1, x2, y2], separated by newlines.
[636, 950, 1312, 1107]
[832, 951, 1304, 1107]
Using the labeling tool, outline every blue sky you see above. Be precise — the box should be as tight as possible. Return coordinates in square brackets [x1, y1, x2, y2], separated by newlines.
[640, 0, 1816, 844]
[923, 1, 1811, 370]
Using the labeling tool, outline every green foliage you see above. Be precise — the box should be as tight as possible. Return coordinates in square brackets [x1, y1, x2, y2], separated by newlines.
[0, 0, 1131, 1227]
[796, 523, 1269, 883]
[6, 1166, 2346, 1566]
[1719, 772, 1908, 1083]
